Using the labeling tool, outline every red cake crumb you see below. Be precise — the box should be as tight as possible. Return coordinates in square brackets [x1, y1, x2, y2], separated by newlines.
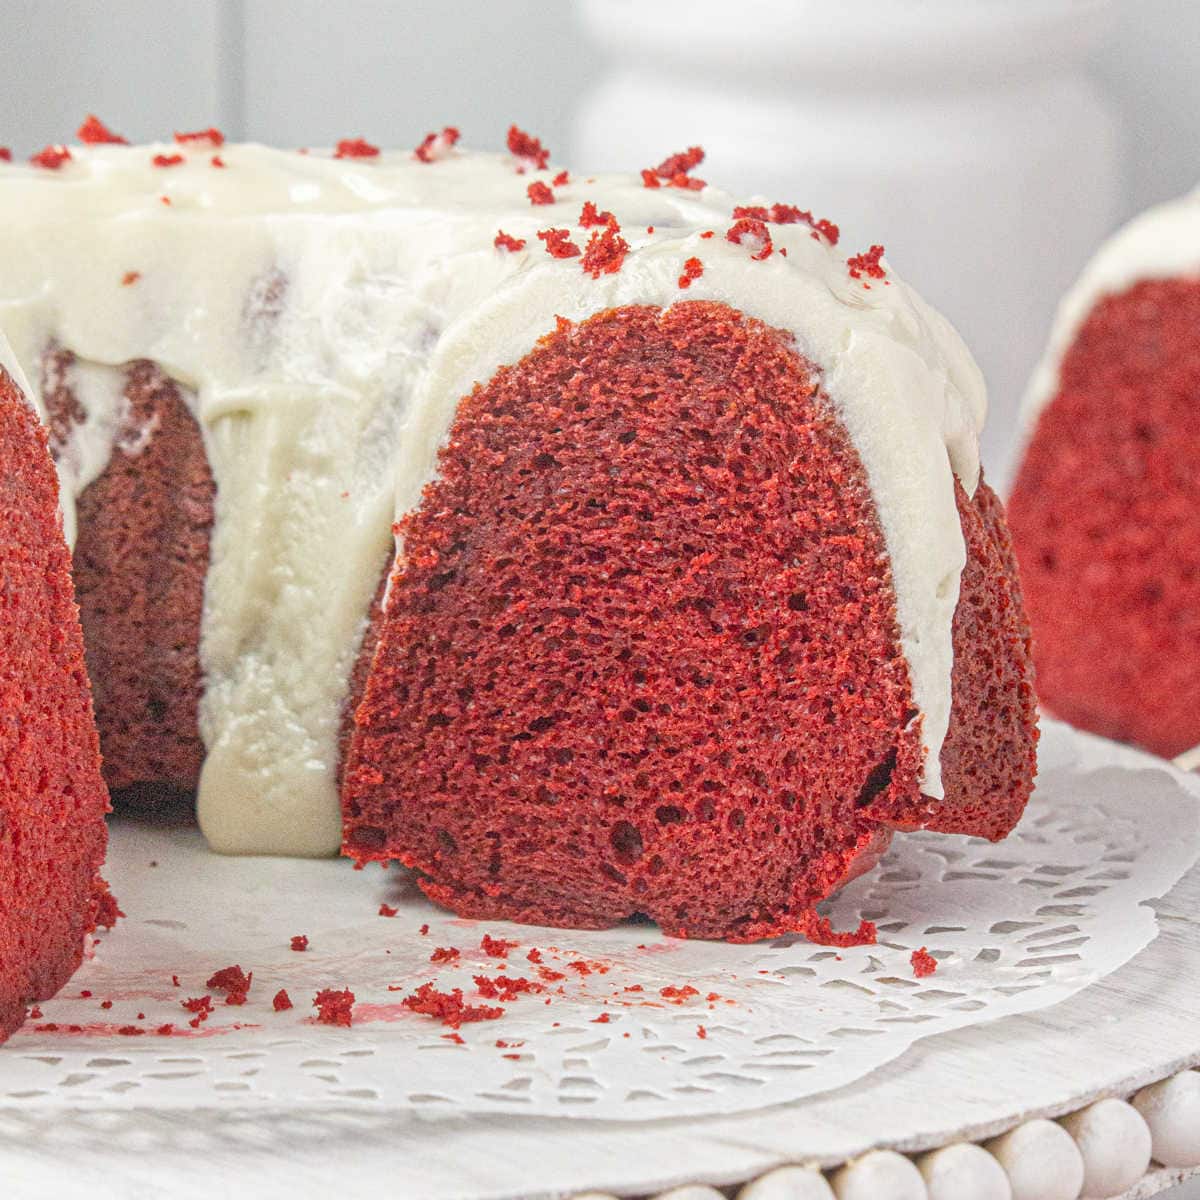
[290, 935, 309, 952]
[579, 200, 616, 228]
[581, 227, 630, 278]
[732, 203, 839, 245]
[697, 1025, 708, 1039]
[156, 1024, 175, 1035]
[171, 976, 180, 988]
[100, 1000, 113, 1010]
[537, 228, 580, 258]
[644, 145, 706, 190]
[401, 983, 504, 1029]
[473, 975, 542, 1002]
[77, 115, 128, 145]
[28, 1006, 42, 1019]
[506, 124, 550, 171]
[79, 990, 91, 999]
[481, 934, 518, 959]
[273, 989, 293, 1012]
[206, 965, 252, 1005]
[430, 946, 461, 965]
[494, 230, 527, 252]
[591, 1012, 611, 1023]
[553, 170, 569, 187]
[413, 126, 460, 163]
[121, 271, 141, 287]
[442, 1032, 465, 1045]
[378, 903, 399, 917]
[847, 245, 886, 281]
[92, 883, 123, 928]
[334, 138, 380, 160]
[175, 127, 225, 147]
[210, 155, 226, 168]
[527, 180, 555, 206]
[419, 924, 429, 935]
[526, 949, 543, 964]
[30, 145, 72, 170]
[797, 912, 875, 948]
[911, 947, 938, 978]
[0, 148, 11, 162]
[495, 1039, 524, 1048]
[537, 966, 566, 983]
[159, 196, 171, 205]
[117, 1025, 144, 1036]
[182, 996, 213, 1028]
[726, 217, 773, 261]
[660, 985, 700, 1003]
[312, 988, 356, 1027]
[678, 257, 704, 289]
[151, 153, 184, 168]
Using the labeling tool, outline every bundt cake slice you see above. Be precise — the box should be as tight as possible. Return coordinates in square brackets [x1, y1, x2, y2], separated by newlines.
[343, 303, 1037, 940]
[0, 348, 110, 1042]
[1009, 192, 1200, 758]
[0, 127, 1036, 939]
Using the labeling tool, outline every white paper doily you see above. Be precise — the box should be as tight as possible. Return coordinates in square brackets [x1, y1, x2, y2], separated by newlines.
[3, 718, 1198, 1122]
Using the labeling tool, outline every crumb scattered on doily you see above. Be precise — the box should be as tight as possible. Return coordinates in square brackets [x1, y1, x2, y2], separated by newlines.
[480, 934, 518, 958]
[911, 947, 938, 978]
[182, 995, 214, 1028]
[206, 965, 252, 1005]
[402, 983, 505, 1029]
[312, 988, 356, 1027]
[660, 984, 700, 1004]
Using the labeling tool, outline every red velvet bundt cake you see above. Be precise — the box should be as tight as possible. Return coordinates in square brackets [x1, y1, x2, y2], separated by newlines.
[0, 121, 1037, 941]
[0, 342, 111, 1043]
[1009, 192, 1200, 760]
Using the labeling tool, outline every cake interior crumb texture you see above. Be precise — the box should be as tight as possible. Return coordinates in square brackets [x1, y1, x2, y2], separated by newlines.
[0, 367, 109, 1040]
[345, 303, 1037, 940]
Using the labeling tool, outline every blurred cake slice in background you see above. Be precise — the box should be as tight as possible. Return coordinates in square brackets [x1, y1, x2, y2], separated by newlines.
[1010, 188, 1200, 760]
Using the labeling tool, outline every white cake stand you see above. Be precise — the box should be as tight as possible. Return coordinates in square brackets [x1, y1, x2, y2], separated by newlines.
[1, 733, 1197, 1200]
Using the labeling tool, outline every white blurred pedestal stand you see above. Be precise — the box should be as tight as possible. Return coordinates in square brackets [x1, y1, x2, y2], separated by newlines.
[572, 0, 1123, 482]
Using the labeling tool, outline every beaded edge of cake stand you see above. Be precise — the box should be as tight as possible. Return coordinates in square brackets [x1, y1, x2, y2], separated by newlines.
[572, 1067, 1200, 1200]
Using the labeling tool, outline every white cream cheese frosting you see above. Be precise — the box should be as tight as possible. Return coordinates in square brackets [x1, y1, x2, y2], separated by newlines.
[0, 327, 79, 546]
[1022, 187, 1200, 437]
[0, 138, 985, 855]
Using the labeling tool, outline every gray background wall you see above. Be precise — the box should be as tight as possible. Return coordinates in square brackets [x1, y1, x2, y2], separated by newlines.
[4, 1, 1197, 213]
[2, 0, 1199, 482]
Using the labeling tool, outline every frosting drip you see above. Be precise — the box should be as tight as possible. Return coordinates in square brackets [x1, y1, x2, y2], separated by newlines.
[0, 142, 984, 854]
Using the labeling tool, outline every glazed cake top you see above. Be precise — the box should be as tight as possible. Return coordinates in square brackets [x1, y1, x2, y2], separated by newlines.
[0, 126, 985, 854]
